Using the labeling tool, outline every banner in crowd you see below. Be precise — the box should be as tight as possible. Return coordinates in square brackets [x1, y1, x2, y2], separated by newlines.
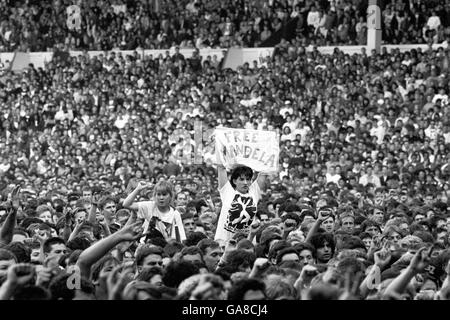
[215, 127, 279, 173]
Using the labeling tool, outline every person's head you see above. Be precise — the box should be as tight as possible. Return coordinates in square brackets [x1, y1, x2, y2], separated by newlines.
[153, 181, 174, 208]
[276, 247, 300, 265]
[91, 255, 120, 284]
[175, 192, 188, 207]
[135, 266, 164, 286]
[281, 212, 301, 232]
[43, 237, 68, 262]
[4, 242, 31, 263]
[361, 220, 381, 237]
[99, 196, 117, 217]
[264, 274, 297, 300]
[199, 211, 217, 232]
[340, 213, 355, 233]
[182, 213, 196, 236]
[226, 249, 256, 273]
[72, 207, 87, 224]
[0, 249, 17, 282]
[230, 166, 254, 193]
[36, 205, 53, 224]
[49, 273, 95, 300]
[109, 207, 127, 225]
[29, 241, 41, 264]
[228, 278, 266, 300]
[12, 229, 29, 243]
[293, 243, 316, 265]
[369, 207, 385, 224]
[82, 186, 92, 200]
[320, 214, 336, 233]
[162, 260, 200, 289]
[197, 238, 223, 272]
[180, 246, 203, 264]
[309, 233, 335, 264]
[383, 225, 403, 244]
[135, 246, 164, 273]
[359, 232, 373, 250]
[163, 241, 185, 258]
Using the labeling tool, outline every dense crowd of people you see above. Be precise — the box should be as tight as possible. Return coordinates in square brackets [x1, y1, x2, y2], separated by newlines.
[0, 0, 450, 52]
[1, 1, 450, 301]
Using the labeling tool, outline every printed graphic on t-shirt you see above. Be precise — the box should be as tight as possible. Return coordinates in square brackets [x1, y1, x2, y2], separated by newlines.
[149, 216, 172, 239]
[224, 194, 257, 233]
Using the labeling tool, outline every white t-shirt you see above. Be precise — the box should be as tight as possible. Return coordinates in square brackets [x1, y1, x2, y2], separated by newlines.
[215, 181, 262, 242]
[136, 201, 186, 242]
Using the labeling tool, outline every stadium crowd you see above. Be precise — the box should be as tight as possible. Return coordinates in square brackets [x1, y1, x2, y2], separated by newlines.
[1, 0, 450, 52]
[0, 0, 450, 301]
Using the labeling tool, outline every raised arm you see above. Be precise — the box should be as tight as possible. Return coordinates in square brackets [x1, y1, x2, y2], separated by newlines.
[122, 181, 151, 210]
[88, 193, 101, 224]
[0, 208, 17, 248]
[218, 164, 228, 190]
[0, 186, 21, 248]
[383, 247, 430, 298]
[256, 172, 268, 192]
[76, 222, 143, 279]
[305, 211, 327, 243]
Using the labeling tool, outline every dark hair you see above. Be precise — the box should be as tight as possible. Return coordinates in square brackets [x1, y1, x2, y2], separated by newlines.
[20, 217, 44, 229]
[162, 260, 200, 288]
[228, 278, 266, 300]
[164, 241, 185, 258]
[136, 266, 164, 282]
[196, 238, 220, 256]
[180, 246, 203, 259]
[98, 196, 116, 210]
[412, 230, 435, 243]
[49, 273, 95, 300]
[226, 250, 256, 273]
[276, 247, 299, 265]
[3, 242, 31, 263]
[43, 237, 66, 254]
[268, 240, 290, 261]
[183, 231, 207, 246]
[229, 166, 253, 189]
[360, 220, 382, 233]
[136, 246, 164, 267]
[91, 255, 119, 282]
[281, 212, 301, 226]
[67, 237, 92, 251]
[338, 236, 367, 252]
[182, 212, 194, 221]
[13, 285, 51, 300]
[309, 233, 336, 255]
[0, 248, 17, 262]
[293, 242, 316, 258]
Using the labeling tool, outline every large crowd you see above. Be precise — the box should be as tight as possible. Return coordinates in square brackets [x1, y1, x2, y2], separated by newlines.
[0, 0, 450, 52]
[0, 0, 450, 301]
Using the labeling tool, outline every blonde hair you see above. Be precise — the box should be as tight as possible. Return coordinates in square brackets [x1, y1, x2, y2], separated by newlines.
[153, 180, 174, 199]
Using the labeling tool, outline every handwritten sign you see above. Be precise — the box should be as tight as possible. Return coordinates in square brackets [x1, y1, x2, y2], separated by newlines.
[215, 127, 279, 173]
